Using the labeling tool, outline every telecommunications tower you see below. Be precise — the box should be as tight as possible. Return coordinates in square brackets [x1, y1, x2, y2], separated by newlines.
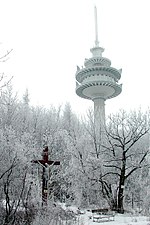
[75, 6, 122, 129]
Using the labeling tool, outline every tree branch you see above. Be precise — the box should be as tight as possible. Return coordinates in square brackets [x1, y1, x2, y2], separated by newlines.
[0, 49, 13, 62]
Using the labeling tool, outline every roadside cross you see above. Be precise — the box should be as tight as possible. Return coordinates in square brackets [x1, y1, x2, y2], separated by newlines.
[32, 146, 60, 204]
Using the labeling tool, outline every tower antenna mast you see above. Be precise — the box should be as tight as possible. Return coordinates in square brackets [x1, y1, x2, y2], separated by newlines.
[94, 5, 99, 47]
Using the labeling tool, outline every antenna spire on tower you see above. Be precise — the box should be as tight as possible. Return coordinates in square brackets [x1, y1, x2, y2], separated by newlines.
[94, 5, 99, 47]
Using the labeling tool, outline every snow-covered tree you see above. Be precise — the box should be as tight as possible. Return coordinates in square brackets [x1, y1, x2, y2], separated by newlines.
[101, 110, 150, 213]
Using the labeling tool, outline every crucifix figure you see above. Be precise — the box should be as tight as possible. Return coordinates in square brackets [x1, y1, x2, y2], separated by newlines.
[32, 146, 60, 204]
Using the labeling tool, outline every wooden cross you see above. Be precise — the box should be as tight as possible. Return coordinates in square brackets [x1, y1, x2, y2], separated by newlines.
[32, 146, 60, 204]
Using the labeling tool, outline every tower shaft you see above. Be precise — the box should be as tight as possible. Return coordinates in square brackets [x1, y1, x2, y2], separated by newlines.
[93, 98, 105, 146]
[94, 98, 105, 128]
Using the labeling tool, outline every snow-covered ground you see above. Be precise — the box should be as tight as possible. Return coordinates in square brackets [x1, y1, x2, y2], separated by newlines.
[61, 204, 150, 225]
[78, 211, 150, 225]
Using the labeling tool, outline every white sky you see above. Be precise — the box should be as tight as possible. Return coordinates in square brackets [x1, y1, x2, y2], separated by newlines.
[0, 0, 150, 116]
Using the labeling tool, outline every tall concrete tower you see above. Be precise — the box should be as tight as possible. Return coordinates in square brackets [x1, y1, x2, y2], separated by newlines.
[75, 6, 122, 130]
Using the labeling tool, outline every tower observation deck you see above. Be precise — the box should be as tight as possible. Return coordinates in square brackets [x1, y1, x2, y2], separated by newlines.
[75, 6, 122, 126]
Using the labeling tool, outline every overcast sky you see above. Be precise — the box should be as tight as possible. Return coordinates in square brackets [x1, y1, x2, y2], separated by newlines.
[0, 0, 150, 115]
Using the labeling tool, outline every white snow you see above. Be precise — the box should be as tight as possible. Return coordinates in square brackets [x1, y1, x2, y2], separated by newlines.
[77, 211, 150, 225]
[59, 204, 150, 225]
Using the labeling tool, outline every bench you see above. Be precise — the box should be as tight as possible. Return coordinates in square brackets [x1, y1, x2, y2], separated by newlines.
[92, 208, 115, 223]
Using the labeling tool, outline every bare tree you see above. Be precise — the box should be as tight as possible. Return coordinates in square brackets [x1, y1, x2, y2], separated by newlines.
[0, 48, 13, 90]
[0, 151, 34, 225]
[100, 110, 150, 213]
[81, 109, 150, 212]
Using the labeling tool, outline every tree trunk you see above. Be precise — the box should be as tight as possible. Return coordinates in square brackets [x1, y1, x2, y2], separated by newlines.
[117, 152, 126, 213]
[117, 183, 124, 213]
